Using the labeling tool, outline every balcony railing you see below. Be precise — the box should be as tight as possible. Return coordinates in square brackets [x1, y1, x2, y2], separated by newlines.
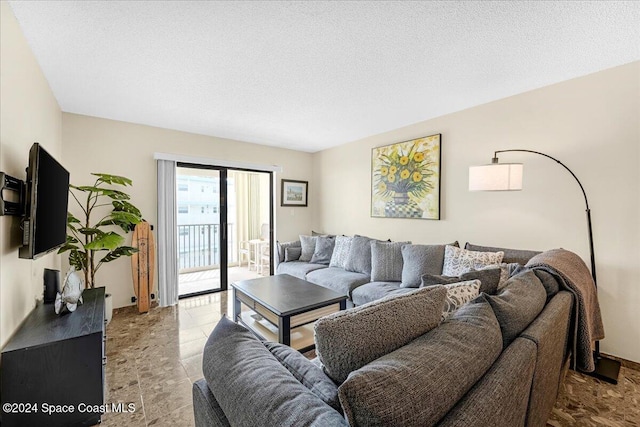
[178, 223, 236, 271]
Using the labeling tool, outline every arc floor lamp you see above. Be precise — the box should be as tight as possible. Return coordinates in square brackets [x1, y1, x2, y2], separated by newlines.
[469, 149, 620, 384]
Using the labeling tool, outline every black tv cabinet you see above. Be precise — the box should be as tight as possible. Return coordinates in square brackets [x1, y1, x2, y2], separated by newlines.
[1, 287, 106, 427]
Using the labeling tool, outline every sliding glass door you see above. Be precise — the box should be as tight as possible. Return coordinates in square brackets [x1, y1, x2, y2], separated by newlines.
[177, 164, 273, 298]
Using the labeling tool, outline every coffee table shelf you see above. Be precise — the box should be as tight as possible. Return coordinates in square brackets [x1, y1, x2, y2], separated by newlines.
[239, 311, 316, 351]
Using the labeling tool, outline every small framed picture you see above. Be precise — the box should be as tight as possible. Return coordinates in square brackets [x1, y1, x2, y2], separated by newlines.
[281, 179, 308, 207]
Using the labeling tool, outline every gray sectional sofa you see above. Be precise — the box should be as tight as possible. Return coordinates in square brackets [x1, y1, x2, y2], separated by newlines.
[192, 236, 593, 426]
[193, 259, 575, 426]
[275, 235, 538, 306]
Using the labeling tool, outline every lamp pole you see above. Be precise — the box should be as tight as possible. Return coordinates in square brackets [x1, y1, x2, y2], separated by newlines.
[493, 149, 619, 384]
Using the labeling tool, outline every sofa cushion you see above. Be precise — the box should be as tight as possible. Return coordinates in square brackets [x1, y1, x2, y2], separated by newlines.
[263, 342, 340, 411]
[203, 317, 347, 427]
[329, 235, 352, 269]
[465, 242, 541, 265]
[442, 245, 504, 276]
[420, 267, 501, 295]
[400, 242, 455, 288]
[441, 280, 481, 321]
[350, 281, 412, 306]
[284, 247, 302, 262]
[315, 286, 447, 384]
[276, 261, 327, 279]
[484, 270, 547, 347]
[305, 267, 370, 297]
[338, 298, 503, 427]
[370, 241, 409, 282]
[299, 235, 318, 262]
[310, 236, 335, 265]
[344, 236, 374, 275]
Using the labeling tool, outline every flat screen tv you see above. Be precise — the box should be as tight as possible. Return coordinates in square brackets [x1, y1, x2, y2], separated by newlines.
[19, 143, 70, 259]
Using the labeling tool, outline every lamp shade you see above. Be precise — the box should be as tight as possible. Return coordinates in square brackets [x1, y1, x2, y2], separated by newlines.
[469, 163, 523, 191]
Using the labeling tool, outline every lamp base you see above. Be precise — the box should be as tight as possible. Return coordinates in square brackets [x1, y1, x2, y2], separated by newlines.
[585, 353, 621, 385]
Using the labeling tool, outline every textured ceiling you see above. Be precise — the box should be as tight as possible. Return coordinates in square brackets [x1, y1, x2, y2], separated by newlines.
[8, 1, 640, 152]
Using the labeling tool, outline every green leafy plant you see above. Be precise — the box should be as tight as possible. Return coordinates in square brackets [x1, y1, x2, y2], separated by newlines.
[58, 173, 142, 288]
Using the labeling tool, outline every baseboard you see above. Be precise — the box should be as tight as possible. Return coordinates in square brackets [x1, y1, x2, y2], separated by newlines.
[601, 352, 640, 371]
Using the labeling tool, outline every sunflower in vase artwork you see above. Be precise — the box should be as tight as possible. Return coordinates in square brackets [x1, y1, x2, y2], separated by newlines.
[372, 135, 441, 219]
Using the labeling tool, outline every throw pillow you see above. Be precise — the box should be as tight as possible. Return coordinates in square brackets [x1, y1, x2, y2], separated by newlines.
[284, 247, 302, 262]
[310, 236, 336, 265]
[442, 245, 504, 276]
[263, 342, 340, 411]
[314, 285, 447, 384]
[441, 280, 481, 321]
[420, 267, 501, 295]
[484, 270, 547, 348]
[370, 241, 410, 282]
[329, 236, 352, 269]
[400, 242, 459, 288]
[344, 235, 374, 275]
[485, 263, 510, 288]
[480, 262, 521, 290]
[299, 235, 317, 262]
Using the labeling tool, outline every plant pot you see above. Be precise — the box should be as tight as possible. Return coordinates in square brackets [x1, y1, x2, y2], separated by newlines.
[385, 192, 424, 218]
[393, 192, 411, 204]
[105, 293, 113, 326]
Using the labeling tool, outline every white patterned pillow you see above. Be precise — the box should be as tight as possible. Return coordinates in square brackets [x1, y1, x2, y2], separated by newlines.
[442, 245, 504, 276]
[330, 236, 353, 269]
[441, 279, 481, 321]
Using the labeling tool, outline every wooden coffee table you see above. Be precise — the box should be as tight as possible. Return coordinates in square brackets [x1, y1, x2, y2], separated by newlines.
[231, 274, 347, 351]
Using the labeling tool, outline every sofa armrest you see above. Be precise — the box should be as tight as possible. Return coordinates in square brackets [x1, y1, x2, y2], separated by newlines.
[520, 291, 573, 427]
[275, 240, 301, 267]
[437, 337, 537, 427]
[193, 379, 231, 427]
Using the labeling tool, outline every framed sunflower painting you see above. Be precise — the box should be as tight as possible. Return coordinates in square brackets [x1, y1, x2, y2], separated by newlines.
[371, 134, 441, 219]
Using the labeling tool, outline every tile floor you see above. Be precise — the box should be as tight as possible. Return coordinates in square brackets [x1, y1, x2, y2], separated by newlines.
[103, 292, 639, 427]
[178, 266, 262, 296]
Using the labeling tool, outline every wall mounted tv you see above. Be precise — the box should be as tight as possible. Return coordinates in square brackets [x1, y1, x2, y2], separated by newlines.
[18, 143, 70, 259]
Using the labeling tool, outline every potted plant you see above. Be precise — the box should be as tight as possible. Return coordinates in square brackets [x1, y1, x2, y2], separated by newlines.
[58, 173, 143, 323]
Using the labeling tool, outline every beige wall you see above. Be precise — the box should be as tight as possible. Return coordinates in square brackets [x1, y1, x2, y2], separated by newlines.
[62, 113, 314, 309]
[312, 62, 640, 362]
[0, 2, 63, 348]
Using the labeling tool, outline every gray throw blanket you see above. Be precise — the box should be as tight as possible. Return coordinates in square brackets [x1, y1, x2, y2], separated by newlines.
[526, 249, 604, 372]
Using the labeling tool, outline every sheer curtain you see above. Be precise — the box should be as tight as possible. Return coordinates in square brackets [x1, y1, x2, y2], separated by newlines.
[233, 171, 263, 243]
[157, 159, 178, 307]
